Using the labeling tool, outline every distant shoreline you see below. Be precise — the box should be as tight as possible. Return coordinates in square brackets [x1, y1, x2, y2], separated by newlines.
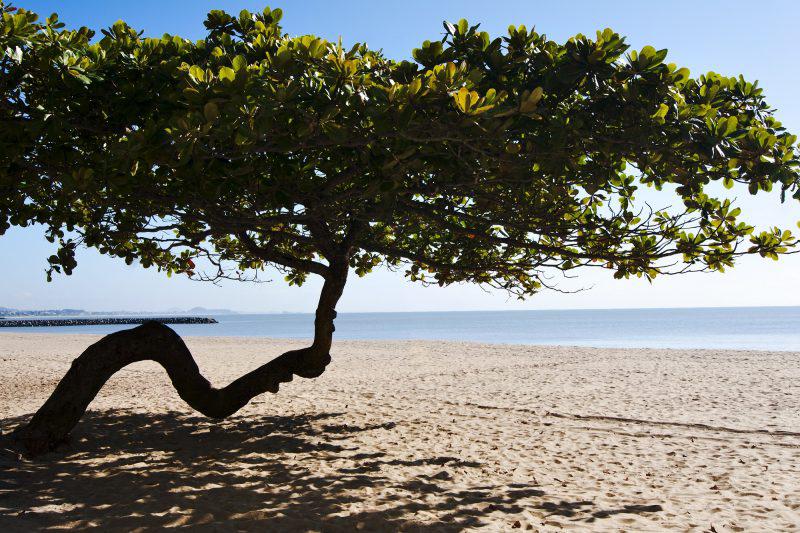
[0, 317, 217, 328]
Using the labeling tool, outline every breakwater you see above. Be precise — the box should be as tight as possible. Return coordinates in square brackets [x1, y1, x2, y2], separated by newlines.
[0, 317, 217, 328]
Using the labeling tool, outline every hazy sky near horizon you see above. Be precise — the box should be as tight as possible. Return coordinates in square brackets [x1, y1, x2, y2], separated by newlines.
[2, 0, 799, 313]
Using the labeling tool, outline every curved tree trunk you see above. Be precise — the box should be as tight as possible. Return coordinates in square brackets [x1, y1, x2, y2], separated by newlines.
[9, 266, 348, 456]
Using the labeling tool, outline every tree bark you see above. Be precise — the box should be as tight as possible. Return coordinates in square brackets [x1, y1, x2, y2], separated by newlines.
[8, 265, 349, 456]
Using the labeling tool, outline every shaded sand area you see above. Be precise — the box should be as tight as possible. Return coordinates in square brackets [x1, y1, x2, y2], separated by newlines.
[1, 334, 799, 531]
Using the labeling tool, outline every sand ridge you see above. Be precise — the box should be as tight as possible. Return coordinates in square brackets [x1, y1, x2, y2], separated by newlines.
[1, 333, 799, 531]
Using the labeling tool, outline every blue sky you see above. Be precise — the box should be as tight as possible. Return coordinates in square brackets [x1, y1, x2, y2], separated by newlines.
[2, 1, 799, 312]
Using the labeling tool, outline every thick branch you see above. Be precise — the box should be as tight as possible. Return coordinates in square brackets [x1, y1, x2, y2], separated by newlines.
[10, 267, 350, 456]
[9, 322, 330, 455]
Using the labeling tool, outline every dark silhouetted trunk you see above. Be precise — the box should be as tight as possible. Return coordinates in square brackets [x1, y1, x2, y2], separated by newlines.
[8, 264, 348, 456]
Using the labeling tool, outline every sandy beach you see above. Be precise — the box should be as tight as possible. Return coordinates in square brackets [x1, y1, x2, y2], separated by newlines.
[1, 333, 799, 531]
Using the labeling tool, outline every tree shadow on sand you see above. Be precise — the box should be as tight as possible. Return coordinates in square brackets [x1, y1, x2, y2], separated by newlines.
[0, 410, 662, 531]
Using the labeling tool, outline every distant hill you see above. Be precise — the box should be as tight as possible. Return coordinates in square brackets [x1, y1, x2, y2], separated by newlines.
[164, 306, 239, 315]
[185, 306, 238, 315]
[0, 307, 88, 317]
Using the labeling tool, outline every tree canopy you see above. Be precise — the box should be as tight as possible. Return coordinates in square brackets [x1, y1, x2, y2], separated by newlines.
[2, 4, 799, 295]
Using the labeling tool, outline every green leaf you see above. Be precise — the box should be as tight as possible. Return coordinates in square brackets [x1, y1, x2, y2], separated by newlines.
[529, 86, 543, 105]
[232, 55, 247, 71]
[218, 66, 236, 82]
[274, 47, 292, 67]
[640, 45, 655, 59]
[203, 102, 219, 122]
[673, 67, 690, 83]
[454, 87, 475, 113]
[69, 71, 91, 84]
[519, 87, 543, 113]
[651, 103, 669, 123]
[588, 49, 606, 64]
[723, 116, 738, 137]
[189, 65, 205, 83]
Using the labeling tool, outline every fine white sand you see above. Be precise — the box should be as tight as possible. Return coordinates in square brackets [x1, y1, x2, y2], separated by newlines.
[1, 333, 799, 531]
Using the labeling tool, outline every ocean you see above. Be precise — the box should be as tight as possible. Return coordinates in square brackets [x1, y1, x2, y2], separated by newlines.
[2, 306, 800, 351]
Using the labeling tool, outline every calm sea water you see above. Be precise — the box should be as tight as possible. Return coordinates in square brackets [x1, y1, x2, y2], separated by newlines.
[2, 306, 800, 351]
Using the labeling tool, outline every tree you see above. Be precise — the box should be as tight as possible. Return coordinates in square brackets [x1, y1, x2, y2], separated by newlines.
[1, 4, 798, 455]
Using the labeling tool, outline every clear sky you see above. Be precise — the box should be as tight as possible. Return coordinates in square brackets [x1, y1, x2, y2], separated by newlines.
[2, 0, 799, 313]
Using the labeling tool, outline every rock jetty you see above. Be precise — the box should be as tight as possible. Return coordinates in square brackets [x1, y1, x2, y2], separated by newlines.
[0, 317, 217, 328]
